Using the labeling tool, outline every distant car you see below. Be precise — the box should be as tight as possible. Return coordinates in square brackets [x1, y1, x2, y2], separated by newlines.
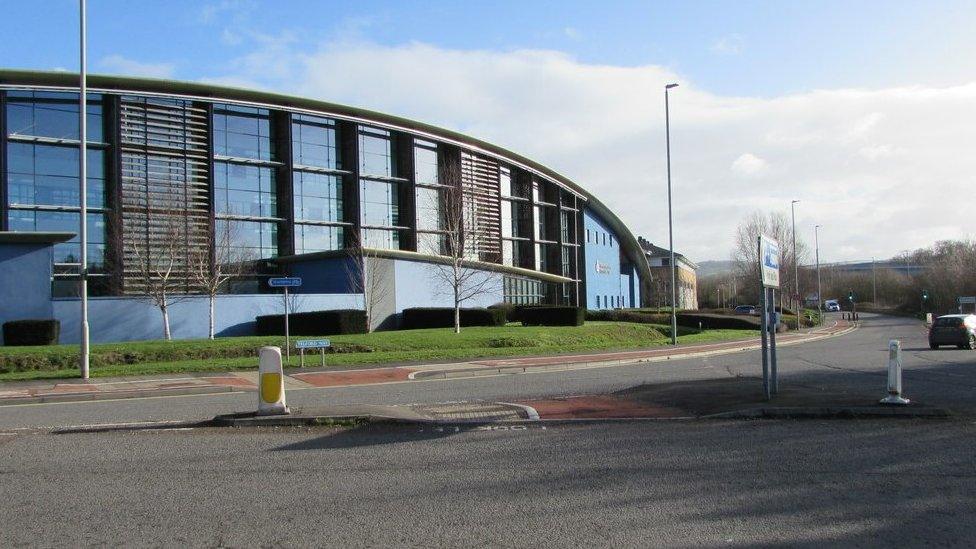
[733, 305, 757, 316]
[929, 314, 976, 350]
[823, 300, 841, 312]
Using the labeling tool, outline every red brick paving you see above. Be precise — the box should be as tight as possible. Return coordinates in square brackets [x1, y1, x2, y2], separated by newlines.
[519, 395, 685, 419]
[205, 376, 256, 388]
[291, 367, 417, 387]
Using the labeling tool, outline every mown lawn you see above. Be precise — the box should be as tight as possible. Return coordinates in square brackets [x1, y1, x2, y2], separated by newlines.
[0, 322, 755, 382]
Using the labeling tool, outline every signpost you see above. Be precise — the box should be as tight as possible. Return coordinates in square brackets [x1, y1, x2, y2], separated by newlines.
[296, 338, 331, 367]
[268, 277, 302, 360]
[758, 235, 781, 400]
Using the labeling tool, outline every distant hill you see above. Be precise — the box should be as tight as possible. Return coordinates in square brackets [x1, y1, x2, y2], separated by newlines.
[696, 260, 735, 277]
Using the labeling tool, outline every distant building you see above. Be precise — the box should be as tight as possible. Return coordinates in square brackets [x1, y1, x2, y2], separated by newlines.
[638, 237, 698, 310]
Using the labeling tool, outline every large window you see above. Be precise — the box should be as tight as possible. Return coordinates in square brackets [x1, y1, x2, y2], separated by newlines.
[7, 144, 105, 209]
[295, 224, 343, 254]
[212, 105, 279, 261]
[293, 172, 342, 223]
[214, 162, 276, 218]
[360, 179, 399, 228]
[414, 139, 438, 185]
[359, 127, 394, 177]
[8, 210, 105, 268]
[4, 92, 108, 296]
[503, 276, 547, 305]
[292, 114, 339, 170]
[213, 104, 274, 161]
[216, 219, 277, 260]
[414, 140, 447, 255]
[290, 115, 346, 254]
[5, 91, 103, 142]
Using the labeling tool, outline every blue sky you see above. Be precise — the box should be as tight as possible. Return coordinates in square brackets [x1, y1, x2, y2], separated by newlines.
[1, 0, 975, 262]
[4, 0, 975, 96]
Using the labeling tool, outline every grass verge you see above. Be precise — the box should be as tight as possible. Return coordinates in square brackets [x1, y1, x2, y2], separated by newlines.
[0, 322, 754, 382]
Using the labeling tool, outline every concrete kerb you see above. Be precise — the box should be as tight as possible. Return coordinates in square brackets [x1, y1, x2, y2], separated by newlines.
[0, 384, 240, 406]
[408, 322, 858, 381]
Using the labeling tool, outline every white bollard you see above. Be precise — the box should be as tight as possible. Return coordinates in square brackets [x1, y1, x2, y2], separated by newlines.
[257, 346, 290, 415]
[880, 339, 910, 405]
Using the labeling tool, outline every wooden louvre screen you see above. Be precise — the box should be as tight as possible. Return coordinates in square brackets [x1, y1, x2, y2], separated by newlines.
[459, 150, 501, 263]
[118, 96, 211, 294]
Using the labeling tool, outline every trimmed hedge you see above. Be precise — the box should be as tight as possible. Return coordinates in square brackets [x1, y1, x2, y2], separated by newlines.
[3, 319, 61, 346]
[520, 306, 585, 327]
[255, 309, 367, 336]
[401, 307, 507, 329]
[586, 309, 671, 324]
[676, 313, 761, 330]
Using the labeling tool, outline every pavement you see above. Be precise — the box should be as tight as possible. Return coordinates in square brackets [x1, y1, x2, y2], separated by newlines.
[0, 317, 854, 409]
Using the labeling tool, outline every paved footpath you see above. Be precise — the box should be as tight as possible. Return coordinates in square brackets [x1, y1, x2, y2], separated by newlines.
[0, 319, 853, 406]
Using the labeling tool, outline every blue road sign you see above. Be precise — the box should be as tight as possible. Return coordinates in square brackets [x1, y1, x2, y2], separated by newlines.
[268, 277, 302, 288]
[296, 339, 331, 349]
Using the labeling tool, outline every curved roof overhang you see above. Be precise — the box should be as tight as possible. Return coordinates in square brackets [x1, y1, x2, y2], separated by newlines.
[276, 248, 575, 285]
[0, 69, 652, 286]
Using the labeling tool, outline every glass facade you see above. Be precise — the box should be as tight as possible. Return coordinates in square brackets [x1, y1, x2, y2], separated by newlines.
[214, 162, 276, 218]
[3, 91, 109, 296]
[212, 104, 278, 262]
[292, 114, 339, 169]
[216, 219, 277, 260]
[6, 91, 103, 142]
[213, 104, 274, 161]
[359, 127, 394, 177]
[0, 84, 601, 306]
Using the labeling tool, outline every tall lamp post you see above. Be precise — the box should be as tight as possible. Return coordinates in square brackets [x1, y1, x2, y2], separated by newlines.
[791, 199, 800, 328]
[815, 224, 822, 326]
[665, 83, 679, 345]
[79, 0, 90, 379]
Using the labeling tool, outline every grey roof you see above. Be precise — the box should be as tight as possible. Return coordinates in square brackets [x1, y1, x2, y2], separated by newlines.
[637, 237, 698, 270]
[0, 69, 652, 286]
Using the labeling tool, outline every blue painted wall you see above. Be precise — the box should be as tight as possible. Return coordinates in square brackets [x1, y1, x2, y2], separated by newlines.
[0, 243, 54, 328]
[583, 207, 638, 309]
[53, 293, 363, 344]
[289, 256, 360, 294]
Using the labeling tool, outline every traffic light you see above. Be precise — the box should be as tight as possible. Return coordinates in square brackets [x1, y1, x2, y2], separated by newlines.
[848, 290, 855, 303]
[922, 289, 929, 301]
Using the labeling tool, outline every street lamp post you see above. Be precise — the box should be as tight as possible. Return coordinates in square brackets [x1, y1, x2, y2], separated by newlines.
[79, 0, 90, 379]
[815, 224, 822, 326]
[665, 83, 679, 345]
[791, 199, 800, 329]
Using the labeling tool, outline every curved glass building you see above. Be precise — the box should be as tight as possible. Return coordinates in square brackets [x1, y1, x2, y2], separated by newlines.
[0, 70, 650, 341]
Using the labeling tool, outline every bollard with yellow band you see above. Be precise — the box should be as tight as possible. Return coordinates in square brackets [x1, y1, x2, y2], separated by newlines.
[257, 346, 290, 415]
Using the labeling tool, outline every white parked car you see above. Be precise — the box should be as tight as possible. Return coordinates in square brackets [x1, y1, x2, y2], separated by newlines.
[823, 300, 841, 312]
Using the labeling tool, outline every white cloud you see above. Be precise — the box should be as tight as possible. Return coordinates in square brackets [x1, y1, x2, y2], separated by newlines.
[202, 40, 976, 262]
[711, 34, 744, 55]
[564, 27, 581, 40]
[731, 153, 769, 176]
[98, 55, 175, 78]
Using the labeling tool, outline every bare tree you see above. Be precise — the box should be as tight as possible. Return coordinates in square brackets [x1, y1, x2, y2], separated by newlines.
[127, 215, 186, 341]
[731, 211, 808, 311]
[421, 160, 498, 334]
[344, 230, 392, 332]
[187, 220, 254, 340]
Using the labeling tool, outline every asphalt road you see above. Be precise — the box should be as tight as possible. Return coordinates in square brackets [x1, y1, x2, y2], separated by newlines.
[2, 314, 976, 546]
[2, 418, 974, 546]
